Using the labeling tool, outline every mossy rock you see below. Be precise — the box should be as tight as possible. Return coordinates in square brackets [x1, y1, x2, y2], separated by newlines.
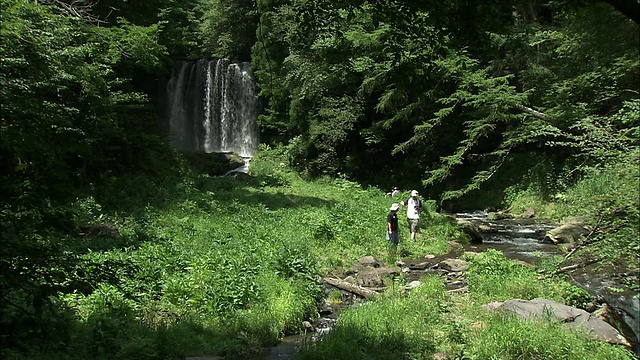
[184, 151, 245, 176]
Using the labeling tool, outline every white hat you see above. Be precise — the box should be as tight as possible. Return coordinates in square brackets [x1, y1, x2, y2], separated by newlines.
[390, 203, 399, 211]
[411, 190, 419, 197]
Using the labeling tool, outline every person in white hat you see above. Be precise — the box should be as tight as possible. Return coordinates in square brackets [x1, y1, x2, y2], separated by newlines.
[387, 203, 400, 252]
[402, 190, 423, 240]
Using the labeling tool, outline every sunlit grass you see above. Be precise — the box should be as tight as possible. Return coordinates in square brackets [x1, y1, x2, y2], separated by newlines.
[28, 146, 635, 360]
[468, 314, 634, 360]
[296, 250, 635, 360]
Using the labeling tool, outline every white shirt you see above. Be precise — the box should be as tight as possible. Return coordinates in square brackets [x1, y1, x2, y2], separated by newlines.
[406, 197, 420, 219]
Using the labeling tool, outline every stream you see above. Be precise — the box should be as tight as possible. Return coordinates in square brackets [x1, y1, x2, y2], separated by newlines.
[455, 210, 561, 261]
[245, 211, 639, 359]
[458, 211, 639, 355]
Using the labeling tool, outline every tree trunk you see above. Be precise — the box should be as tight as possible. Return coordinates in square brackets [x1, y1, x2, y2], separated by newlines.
[322, 277, 380, 299]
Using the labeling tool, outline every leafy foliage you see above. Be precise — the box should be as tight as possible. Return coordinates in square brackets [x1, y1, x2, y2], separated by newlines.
[251, 0, 639, 212]
[197, 0, 258, 60]
[1, 0, 638, 358]
[0, 0, 170, 353]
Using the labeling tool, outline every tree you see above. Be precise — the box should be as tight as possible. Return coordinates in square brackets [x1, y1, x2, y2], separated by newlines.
[600, 0, 640, 24]
[0, 0, 168, 347]
[197, 0, 258, 60]
[251, 0, 638, 208]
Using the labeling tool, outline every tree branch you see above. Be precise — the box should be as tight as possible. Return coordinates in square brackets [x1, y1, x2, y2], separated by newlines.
[40, 0, 104, 24]
[515, 104, 548, 120]
[322, 277, 380, 299]
[542, 258, 601, 277]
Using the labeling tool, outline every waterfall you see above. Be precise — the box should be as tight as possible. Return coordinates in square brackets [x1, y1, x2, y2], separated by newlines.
[163, 59, 259, 157]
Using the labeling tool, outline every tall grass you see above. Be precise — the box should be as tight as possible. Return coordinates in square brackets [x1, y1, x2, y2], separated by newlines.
[297, 277, 448, 360]
[8, 145, 452, 359]
[295, 249, 635, 360]
[469, 314, 634, 360]
[7, 146, 634, 359]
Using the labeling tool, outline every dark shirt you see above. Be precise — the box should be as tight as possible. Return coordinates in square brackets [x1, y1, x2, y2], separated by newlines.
[387, 211, 399, 231]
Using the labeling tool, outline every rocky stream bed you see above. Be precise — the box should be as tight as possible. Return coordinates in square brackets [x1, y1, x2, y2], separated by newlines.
[188, 211, 639, 360]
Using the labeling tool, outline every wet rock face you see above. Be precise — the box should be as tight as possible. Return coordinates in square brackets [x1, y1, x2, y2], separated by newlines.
[455, 219, 484, 244]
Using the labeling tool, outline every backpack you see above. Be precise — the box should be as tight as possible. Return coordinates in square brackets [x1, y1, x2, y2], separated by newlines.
[406, 197, 422, 209]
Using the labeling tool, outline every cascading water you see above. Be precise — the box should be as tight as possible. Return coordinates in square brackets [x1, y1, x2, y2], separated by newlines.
[163, 59, 259, 157]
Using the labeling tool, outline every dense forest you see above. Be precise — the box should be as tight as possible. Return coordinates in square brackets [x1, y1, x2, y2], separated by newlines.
[1, 0, 638, 359]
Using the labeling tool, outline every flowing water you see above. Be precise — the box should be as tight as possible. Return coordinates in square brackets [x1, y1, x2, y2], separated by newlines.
[243, 211, 639, 359]
[456, 211, 639, 355]
[455, 210, 561, 262]
[163, 59, 259, 157]
[222, 156, 252, 176]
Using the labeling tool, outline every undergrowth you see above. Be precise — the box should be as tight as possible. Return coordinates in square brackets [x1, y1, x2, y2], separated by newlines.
[1, 145, 634, 359]
[296, 250, 634, 360]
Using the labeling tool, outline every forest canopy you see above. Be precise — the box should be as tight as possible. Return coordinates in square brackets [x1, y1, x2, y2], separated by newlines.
[2, 0, 636, 207]
[245, 0, 639, 209]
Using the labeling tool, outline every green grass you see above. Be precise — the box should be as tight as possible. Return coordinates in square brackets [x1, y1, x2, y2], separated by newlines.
[468, 314, 635, 360]
[294, 249, 634, 360]
[297, 277, 448, 360]
[3, 145, 635, 360]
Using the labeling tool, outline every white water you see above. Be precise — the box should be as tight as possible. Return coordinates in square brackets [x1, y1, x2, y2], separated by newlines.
[222, 156, 252, 176]
[164, 59, 259, 157]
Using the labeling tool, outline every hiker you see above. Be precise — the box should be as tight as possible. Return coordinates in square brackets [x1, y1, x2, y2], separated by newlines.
[387, 203, 400, 251]
[385, 186, 400, 197]
[402, 190, 422, 240]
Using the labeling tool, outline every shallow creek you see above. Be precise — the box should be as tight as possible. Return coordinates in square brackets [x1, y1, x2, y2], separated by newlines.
[458, 211, 639, 356]
[246, 211, 639, 359]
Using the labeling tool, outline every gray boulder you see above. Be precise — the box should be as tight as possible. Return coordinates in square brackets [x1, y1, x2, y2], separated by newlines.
[521, 207, 536, 219]
[483, 298, 631, 346]
[544, 223, 590, 245]
[358, 255, 381, 267]
[456, 219, 484, 244]
[439, 258, 469, 272]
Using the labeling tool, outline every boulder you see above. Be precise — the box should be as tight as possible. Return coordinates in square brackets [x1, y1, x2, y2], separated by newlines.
[456, 219, 483, 244]
[483, 298, 631, 346]
[184, 151, 244, 176]
[544, 223, 590, 245]
[409, 261, 431, 270]
[402, 280, 422, 294]
[521, 207, 536, 219]
[439, 258, 469, 272]
[487, 211, 513, 220]
[318, 299, 334, 316]
[355, 266, 384, 287]
[358, 255, 381, 268]
[375, 266, 399, 277]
